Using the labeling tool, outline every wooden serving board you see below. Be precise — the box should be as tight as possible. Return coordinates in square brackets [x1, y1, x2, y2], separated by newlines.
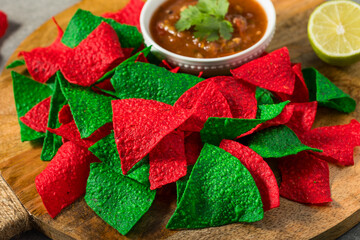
[1, 0, 360, 239]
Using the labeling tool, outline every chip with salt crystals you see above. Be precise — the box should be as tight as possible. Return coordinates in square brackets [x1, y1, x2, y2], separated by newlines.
[48, 121, 113, 149]
[220, 140, 279, 211]
[112, 98, 192, 175]
[110, 62, 203, 105]
[41, 77, 67, 161]
[149, 131, 187, 190]
[279, 151, 332, 204]
[12, 71, 53, 142]
[200, 101, 289, 146]
[231, 47, 295, 95]
[102, 0, 145, 32]
[298, 119, 360, 166]
[85, 162, 155, 235]
[20, 97, 51, 133]
[60, 22, 124, 87]
[88, 132, 150, 185]
[58, 72, 115, 138]
[244, 125, 321, 158]
[167, 144, 263, 229]
[19, 19, 68, 83]
[35, 142, 99, 218]
[302, 67, 356, 113]
[177, 81, 233, 132]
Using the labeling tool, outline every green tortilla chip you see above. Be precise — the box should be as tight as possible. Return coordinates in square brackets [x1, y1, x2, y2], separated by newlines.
[302, 68, 356, 113]
[85, 162, 156, 235]
[41, 75, 67, 161]
[255, 87, 276, 105]
[12, 71, 52, 141]
[6, 59, 25, 69]
[61, 9, 143, 50]
[110, 62, 204, 105]
[245, 125, 322, 158]
[88, 132, 150, 185]
[167, 144, 263, 229]
[57, 72, 115, 138]
[200, 101, 289, 145]
[176, 165, 194, 205]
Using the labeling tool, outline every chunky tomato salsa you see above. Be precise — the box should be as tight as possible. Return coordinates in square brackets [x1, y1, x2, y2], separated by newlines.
[150, 0, 268, 58]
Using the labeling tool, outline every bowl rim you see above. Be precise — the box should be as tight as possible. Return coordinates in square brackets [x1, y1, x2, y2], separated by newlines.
[140, 0, 276, 63]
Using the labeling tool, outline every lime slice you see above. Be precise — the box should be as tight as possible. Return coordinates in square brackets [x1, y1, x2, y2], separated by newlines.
[308, 0, 360, 66]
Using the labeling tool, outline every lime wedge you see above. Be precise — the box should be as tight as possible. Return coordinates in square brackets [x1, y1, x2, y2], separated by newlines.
[308, 0, 360, 66]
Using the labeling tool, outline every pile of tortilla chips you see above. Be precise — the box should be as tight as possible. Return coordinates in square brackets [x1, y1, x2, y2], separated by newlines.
[9, 0, 360, 235]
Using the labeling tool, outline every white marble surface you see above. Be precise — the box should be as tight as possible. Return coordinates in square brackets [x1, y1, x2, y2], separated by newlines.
[0, 0, 360, 239]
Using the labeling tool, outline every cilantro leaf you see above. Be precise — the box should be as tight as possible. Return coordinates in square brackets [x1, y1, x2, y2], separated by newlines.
[175, 0, 233, 42]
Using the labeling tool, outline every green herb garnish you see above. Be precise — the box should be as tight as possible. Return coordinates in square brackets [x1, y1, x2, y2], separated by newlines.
[175, 0, 234, 41]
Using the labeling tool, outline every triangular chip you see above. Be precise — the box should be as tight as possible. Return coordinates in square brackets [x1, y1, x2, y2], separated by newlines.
[61, 9, 143, 49]
[176, 165, 194, 205]
[220, 140, 279, 211]
[41, 76, 67, 161]
[149, 131, 187, 190]
[60, 22, 124, 87]
[178, 81, 233, 132]
[299, 120, 360, 166]
[286, 102, 317, 135]
[231, 47, 295, 95]
[167, 144, 263, 229]
[35, 142, 99, 218]
[12, 71, 53, 141]
[110, 62, 204, 105]
[302, 67, 356, 113]
[19, 18, 68, 83]
[102, 0, 145, 31]
[279, 152, 332, 204]
[88, 132, 150, 185]
[20, 97, 51, 133]
[112, 99, 192, 174]
[58, 72, 115, 138]
[245, 125, 321, 158]
[200, 101, 289, 145]
[85, 162, 156, 235]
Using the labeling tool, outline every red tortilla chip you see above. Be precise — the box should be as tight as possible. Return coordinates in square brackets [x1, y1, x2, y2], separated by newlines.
[286, 102, 317, 135]
[20, 18, 69, 83]
[276, 63, 309, 103]
[149, 131, 187, 190]
[35, 142, 100, 218]
[211, 76, 257, 119]
[231, 47, 295, 95]
[220, 140, 280, 211]
[112, 98, 192, 175]
[20, 97, 51, 133]
[298, 120, 360, 166]
[58, 104, 73, 125]
[279, 151, 332, 204]
[184, 132, 203, 165]
[0, 10, 8, 38]
[60, 22, 124, 87]
[48, 121, 113, 149]
[93, 78, 116, 93]
[178, 81, 232, 132]
[102, 0, 145, 31]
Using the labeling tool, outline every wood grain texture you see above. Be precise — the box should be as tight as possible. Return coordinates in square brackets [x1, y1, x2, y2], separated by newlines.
[1, 0, 360, 239]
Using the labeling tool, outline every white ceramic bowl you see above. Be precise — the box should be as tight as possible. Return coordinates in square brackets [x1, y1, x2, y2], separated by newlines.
[140, 0, 276, 76]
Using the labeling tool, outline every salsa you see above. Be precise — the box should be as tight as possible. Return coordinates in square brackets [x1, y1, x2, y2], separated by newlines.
[150, 0, 268, 58]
